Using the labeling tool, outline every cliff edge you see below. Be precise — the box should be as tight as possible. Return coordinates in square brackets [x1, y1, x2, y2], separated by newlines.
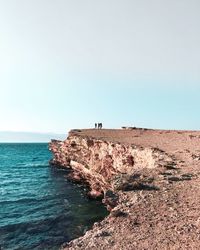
[49, 128, 200, 250]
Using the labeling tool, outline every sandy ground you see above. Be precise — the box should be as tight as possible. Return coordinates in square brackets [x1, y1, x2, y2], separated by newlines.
[64, 128, 200, 250]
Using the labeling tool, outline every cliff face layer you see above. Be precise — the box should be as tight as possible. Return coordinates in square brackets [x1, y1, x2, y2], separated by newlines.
[50, 129, 200, 250]
[49, 130, 172, 205]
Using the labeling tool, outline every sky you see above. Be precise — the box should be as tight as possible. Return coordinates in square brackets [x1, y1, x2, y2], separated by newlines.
[0, 131, 66, 142]
[0, 0, 200, 138]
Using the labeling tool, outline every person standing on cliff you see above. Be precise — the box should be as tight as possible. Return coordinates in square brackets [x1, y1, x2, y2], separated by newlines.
[95, 123, 97, 129]
[98, 123, 102, 129]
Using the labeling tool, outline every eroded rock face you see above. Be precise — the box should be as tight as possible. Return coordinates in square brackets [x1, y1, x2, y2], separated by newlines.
[49, 129, 200, 250]
[49, 134, 172, 205]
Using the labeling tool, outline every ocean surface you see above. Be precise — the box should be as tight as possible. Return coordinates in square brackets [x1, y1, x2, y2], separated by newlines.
[0, 143, 108, 250]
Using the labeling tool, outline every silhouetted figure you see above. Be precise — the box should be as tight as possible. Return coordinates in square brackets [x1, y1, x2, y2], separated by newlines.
[95, 123, 97, 129]
[98, 123, 102, 129]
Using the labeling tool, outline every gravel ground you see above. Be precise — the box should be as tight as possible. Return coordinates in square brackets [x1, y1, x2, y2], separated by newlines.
[63, 128, 200, 250]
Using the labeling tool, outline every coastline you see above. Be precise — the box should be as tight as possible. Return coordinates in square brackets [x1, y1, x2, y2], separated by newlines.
[49, 128, 200, 249]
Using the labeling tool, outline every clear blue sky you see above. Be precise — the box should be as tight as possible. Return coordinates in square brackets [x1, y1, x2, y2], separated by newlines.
[0, 0, 200, 134]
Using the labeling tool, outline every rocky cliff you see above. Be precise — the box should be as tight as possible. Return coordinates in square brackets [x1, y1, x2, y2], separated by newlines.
[49, 129, 200, 250]
[49, 129, 173, 209]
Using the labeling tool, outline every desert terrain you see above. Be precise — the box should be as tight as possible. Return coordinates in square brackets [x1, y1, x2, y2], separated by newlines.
[56, 128, 200, 250]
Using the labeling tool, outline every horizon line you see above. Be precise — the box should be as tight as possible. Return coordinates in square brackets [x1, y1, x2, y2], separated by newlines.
[0, 130, 67, 135]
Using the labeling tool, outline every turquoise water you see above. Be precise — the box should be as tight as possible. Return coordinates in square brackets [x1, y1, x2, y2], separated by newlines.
[0, 143, 107, 250]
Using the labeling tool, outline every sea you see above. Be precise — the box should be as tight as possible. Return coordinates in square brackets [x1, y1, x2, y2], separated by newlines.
[0, 143, 108, 250]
